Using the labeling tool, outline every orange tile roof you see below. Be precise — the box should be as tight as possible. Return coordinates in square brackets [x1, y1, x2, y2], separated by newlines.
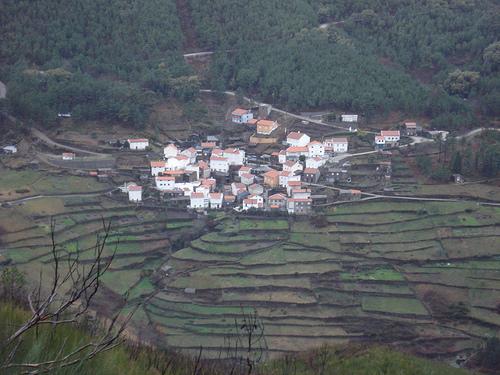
[264, 170, 280, 178]
[210, 156, 228, 161]
[286, 146, 308, 153]
[128, 138, 148, 143]
[156, 176, 175, 181]
[381, 130, 400, 137]
[287, 132, 307, 140]
[247, 118, 258, 125]
[303, 167, 319, 174]
[150, 161, 165, 167]
[257, 119, 276, 127]
[128, 185, 142, 191]
[308, 141, 322, 145]
[232, 108, 249, 116]
[269, 193, 286, 200]
[209, 192, 223, 199]
[201, 142, 216, 148]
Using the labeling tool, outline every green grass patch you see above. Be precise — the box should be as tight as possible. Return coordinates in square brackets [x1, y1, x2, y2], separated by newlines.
[238, 219, 288, 231]
[340, 268, 404, 282]
[361, 296, 428, 315]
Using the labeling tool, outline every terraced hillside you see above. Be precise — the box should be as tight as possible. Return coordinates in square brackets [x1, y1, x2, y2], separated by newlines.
[145, 202, 500, 358]
[0, 194, 206, 313]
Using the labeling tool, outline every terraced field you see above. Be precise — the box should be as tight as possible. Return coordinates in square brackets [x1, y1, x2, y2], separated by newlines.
[2, 196, 499, 360]
[145, 202, 500, 358]
[0, 194, 205, 315]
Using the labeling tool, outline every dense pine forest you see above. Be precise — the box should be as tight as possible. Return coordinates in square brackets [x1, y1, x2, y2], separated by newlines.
[0, 0, 498, 128]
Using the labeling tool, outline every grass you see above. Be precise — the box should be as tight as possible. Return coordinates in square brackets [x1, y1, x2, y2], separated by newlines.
[361, 296, 428, 316]
[339, 268, 405, 282]
[238, 218, 289, 231]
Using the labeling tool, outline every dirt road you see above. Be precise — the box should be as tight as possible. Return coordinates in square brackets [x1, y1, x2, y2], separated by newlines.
[31, 128, 108, 156]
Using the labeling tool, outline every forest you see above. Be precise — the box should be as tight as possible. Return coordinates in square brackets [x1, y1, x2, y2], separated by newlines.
[0, 0, 498, 128]
[191, 0, 499, 125]
[0, 0, 195, 128]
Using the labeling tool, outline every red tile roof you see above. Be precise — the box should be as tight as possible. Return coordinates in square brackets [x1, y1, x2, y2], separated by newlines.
[190, 192, 205, 199]
[286, 146, 308, 153]
[264, 170, 280, 178]
[128, 185, 142, 191]
[381, 130, 400, 137]
[150, 161, 166, 167]
[303, 167, 319, 174]
[232, 108, 249, 116]
[287, 131, 306, 140]
[269, 193, 286, 200]
[128, 138, 148, 143]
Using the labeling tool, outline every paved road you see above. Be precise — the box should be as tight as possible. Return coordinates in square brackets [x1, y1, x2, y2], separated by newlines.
[32, 128, 108, 156]
[0, 80, 6, 99]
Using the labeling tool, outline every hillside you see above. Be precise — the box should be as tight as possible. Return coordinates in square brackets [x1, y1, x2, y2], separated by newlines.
[0, 302, 470, 375]
[1, 0, 498, 131]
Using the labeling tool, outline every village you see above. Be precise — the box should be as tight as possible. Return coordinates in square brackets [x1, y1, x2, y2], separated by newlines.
[110, 107, 423, 215]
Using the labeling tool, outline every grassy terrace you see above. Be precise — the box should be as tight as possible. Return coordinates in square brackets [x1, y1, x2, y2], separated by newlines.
[2, 199, 500, 358]
[151, 205, 500, 356]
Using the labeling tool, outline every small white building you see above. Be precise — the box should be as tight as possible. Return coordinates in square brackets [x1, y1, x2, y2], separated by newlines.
[381, 130, 400, 144]
[181, 147, 197, 164]
[279, 171, 301, 188]
[341, 114, 358, 123]
[128, 138, 149, 150]
[195, 185, 210, 197]
[2, 145, 17, 154]
[324, 137, 348, 153]
[150, 161, 167, 176]
[240, 173, 255, 185]
[223, 148, 245, 166]
[283, 160, 303, 174]
[167, 155, 189, 170]
[209, 193, 223, 209]
[185, 164, 200, 180]
[190, 192, 208, 209]
[231, 182, 247, 196]
[286, 146, 309, 160]
[306, 156, 327, 169]
[175, 182, 198, 196]
[278, 150, 287, 164]
[287, 132, 310, 147]
[243, 195, 264, 210]
[210, 155, 230, 173]
[155, 176, 175, 190]
[238, 166, 252, 177]
[375, 135, 386, 149]
[163, 144, 178, 159]
[291, 188, 311, 200]
[62, 152, 75, 160]
[231, 108, 254, 124]
[307, 141, 325, 157]
[128, 185, 142, 202]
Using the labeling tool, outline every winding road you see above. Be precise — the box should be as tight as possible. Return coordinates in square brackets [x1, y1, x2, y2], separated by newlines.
[31, 128, 108, 156]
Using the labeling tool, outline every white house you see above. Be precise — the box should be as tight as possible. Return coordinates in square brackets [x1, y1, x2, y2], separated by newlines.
[243, 195, 264, 210]
[238, 166, 252, 177]
[287, 181, 303, 196]
[231, 108, 254, 124]
[287, 198, 312, 215]
[224, 148, 245, 166]
[195, 185, 210, 197]
[381, 130, 400, 144]
[190, 192, 208, 209]
[287, 132, 310, 147]
[279, 171, 301, 188]
[286, 146, 309, 160]
[278, 150, 287, 164]
[324, 137, 348, 153]
[210, 155, 229, 173]
[375, 135, 386, 149]
[240, 173, 255, 185]
[167, 155, 189, 170]
[209, 193, 223, 209]
[256, 119, 279, 135]
[128, 185, 142, 202]
[2, 145, 17, 154]
[307, 141, 325, 157]
[163, 144, 178, 158]
[181, 147, 197, 164]
[231, 182, 247, 196]
[341, 114, 358, 123]
[155, 176, 175, 190]
[62, 152, 75, 160]
[291, 188, 311, 200]
[306, 156, 327, 169]
[128, 138, 149, 150]
[283, 160, 303, 174]
[175, 182, 198, 196]
[150, 161, 166, 176]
